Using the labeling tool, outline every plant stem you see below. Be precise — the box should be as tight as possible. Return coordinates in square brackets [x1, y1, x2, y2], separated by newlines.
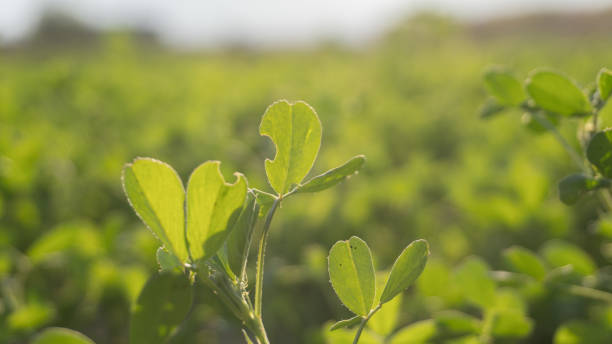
[479, 311, 496, 344]
[352, 304, 381, 344]
[531, 112, 586, 173]
[254, 197, 281, 318]
[565, 284, 612, 303]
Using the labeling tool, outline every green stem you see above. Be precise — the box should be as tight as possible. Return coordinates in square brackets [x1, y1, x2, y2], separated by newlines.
[254, 198, 281, 318]
[565, 284, 612, 303]
[352, 304, 381, 344]
[531, 112, 586, 173]
[479, 310, 496, 344]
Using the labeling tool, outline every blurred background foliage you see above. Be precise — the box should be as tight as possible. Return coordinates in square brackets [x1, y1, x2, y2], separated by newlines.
[1, 9, 612, 344]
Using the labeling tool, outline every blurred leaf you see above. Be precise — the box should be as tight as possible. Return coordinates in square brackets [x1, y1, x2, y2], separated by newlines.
[483, 67, 526, 106]
[368, 271, 402, 336]
[122, 158, 188, 262]
[526, 70, 592, 116]
[226, 192, 259, 277]
[297, 155, 365, 193]
[503, 246, 547, 280]
[521, 111, 560, 134]
[554, 320, 612, 344]
[32, 327, 95, 344]
[380, 239, 429, 304]
[130, 272, 193, 344]
[328, 236, 376, 316]
[434, 311, 481, 336]
[186, 161, 247, 262]
[8, 303, 55, 331]
[598, 67, 612, 101]
[323, 322, 381, 344]
[491, 310, 533, 338]
[389, 320, 437, 344]
[558, 174, 609, 205]
[330, 315, 362, 331]
[156, 247, 182, 272]
[454, 256, 496, 309]
[587, 130, 612, 178]
[28, 222, 103, 264]
[260, 100, 322, 195]
[540, 240, 596, 276]
[479, 98, 507, 119]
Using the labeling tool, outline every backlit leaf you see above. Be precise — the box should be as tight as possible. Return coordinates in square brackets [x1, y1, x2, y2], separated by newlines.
[260, 100, 322, 195]
[297, 155, 365, 193]
[122, 158, 188, 262]
[380, 239, 429, 304]
[186, 161, 247, 262]
[328, 236, 376, 316]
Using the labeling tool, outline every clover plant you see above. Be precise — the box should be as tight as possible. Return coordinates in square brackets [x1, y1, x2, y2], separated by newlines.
[119, 100, 371, 343]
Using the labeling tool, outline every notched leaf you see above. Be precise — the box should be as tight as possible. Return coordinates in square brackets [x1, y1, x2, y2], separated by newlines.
[259, 100, 322, 195]
[186, 161, 247, 262]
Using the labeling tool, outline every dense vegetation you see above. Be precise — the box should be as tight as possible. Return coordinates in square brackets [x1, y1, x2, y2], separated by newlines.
[2, 13, 612, 343]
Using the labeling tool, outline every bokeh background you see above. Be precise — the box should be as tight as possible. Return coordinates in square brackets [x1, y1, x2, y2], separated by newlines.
[2, 1, 612, 343]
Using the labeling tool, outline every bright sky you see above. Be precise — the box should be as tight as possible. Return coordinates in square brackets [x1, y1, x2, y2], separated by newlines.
[1, 0, 611, 47]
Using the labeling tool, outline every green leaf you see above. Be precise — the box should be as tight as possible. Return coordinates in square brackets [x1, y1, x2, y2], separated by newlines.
[122, 158, 188, 262]
[260, 100, 322, 195]
[328, 236, 376, 316]
[521, 111, 560, 134]
[525, 70, 592, 116]
[479, 98, 506, 119]
[297, 155, 365, 193]
[388, 320, 437, 344]
[502, 246, 547, 280]
[540, 240, 595, 276]
[434, 311, 481, 336]
[587, 130, 612, 178]
[380, 239, 429, 304]
[483, 67, 526, 106]
[454, 256, 496, 309]
[368, 271, 402, 336]
[252, 188, 276, 218]
[554, 320, 612, 344]
[32, 328, 95, 344]
[598, 67, 612, 101]
[156, 247, 182, 272]
[558, 174, 609, 205]
[130, 272, 193, 344]
[330, 315, 362, 331]
[226, 192, 259, 277]
[491, 310, 533, 339]
[186, 161, 247, 262]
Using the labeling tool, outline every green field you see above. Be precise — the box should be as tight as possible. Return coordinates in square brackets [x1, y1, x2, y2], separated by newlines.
[2, 13, 612, 343]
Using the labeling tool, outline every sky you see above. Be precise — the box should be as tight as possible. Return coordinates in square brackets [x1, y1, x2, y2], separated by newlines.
[1, 0, 612, 48]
